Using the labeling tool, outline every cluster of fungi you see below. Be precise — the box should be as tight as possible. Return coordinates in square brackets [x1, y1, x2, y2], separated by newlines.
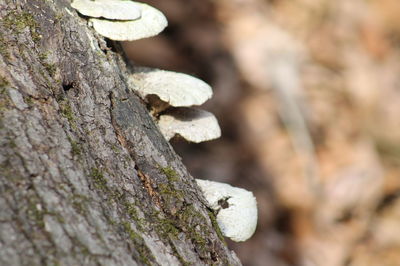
[71, 0, 257, 242]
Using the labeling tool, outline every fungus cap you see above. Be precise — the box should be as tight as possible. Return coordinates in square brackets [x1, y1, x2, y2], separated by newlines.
[129, 67, 213, 107]
[90, 3, 167, 41]
[158, 108, 221, 143]
[71, 0, 141, 20]
[196, 179, 258, 242]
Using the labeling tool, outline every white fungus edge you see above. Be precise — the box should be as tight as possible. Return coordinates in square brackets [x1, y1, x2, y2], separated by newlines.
[71, 0, 142, 21]
[157, 108, 221, 143]
[129, 67, 213, 108]
[195, 179, 258, 242]
[89, 2, 168, 41]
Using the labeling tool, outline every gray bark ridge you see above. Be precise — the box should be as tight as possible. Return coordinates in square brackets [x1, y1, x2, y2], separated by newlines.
[0, 1, 241, 265]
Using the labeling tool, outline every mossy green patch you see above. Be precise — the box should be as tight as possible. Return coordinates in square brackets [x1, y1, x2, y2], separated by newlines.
[151, 203, 214, 261]
[148, 209, 179, 240]
[158, 166, 186, 212]
[123, 201, 146, 231]
[0, 32, 10, 59]
[38, 52, 47, 62]
[110, 188, 124, 202]
[78, 245, 90, 256]
[0, 160, 23, 184]
[0, 76, 9, 89]
[60, 102, 74, 122]
[44, 62, 56, 76]
[191, 229, 208, 254]
[208, 210, 225, 243]
[157, 166, 219, 259]
[0, 87, 11, 113]
[39, 52, 56, 77]
[26, 197, 65, 230]
[54, 12, 64, 24]
[111, 144, 121, 153]
[59, 100, 77, 129]
[25, 96, 33, 105]
[2, 11, 41, 43]
[121, 221, 142, 242]
[90, 168, 108, 191]
[108, 219, 117, 226]
[55, 214, 65, 224]
[156, 217, 180, 239]
[8, 139, 16, 148]
[179, 205, 211, 254]
[68, 137, 82, 157]
[121, 221, 155, 265]
[160, 166, 179, 183]
[71, 194, 89, 215]
[26, 199, 45, 228]
[125, 202, 139, 219]
[158, 183, 184, 202]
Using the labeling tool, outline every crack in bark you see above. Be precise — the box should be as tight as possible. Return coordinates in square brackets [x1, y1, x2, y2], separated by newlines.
[137, 169, 163, 209]
[109, 91, 134, 158]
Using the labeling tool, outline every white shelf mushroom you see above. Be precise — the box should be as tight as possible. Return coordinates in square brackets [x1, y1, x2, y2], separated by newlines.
[71, 0, 141, 20]
[158, 108, 221, 143]
[129, 67, 213, 108]
[196, 179, 258, 242]
[90, 3, 167, 41]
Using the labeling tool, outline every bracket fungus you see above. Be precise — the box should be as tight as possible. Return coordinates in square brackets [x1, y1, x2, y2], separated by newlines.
[128, 67, 220, 143]
[71, 0, 167, 41]
[196, 179, 258, 242]
[128, 67, 213, 109]
[71, 0, 141, 20]
[157, 108, 221, 143]
[90, 3, 167, 41]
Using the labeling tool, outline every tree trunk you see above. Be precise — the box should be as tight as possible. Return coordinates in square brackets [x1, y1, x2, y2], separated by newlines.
[0, 1, 241, 265]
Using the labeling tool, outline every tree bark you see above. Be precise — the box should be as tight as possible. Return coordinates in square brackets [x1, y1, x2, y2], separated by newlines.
[0, 1, 241, 265]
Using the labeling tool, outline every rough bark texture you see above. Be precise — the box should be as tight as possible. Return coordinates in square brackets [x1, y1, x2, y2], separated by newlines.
[0, 1, 241, 265]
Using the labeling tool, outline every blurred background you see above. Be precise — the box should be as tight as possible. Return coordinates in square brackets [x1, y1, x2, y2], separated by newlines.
[123, 0, 400, 265]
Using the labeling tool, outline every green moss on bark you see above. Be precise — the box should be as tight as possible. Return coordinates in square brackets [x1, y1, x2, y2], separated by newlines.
[2, 11, 41, 43]
[90, 168, 108, 191]
[121, 221, 156, 265]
